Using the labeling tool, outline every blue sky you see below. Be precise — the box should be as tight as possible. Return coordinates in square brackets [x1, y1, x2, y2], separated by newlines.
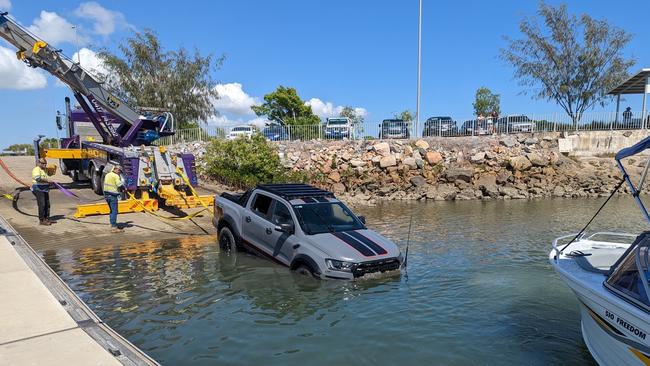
[1, 0, 649, 147]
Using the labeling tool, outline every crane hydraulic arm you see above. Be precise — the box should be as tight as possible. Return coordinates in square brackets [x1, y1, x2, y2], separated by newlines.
[0, 12, 149, 146]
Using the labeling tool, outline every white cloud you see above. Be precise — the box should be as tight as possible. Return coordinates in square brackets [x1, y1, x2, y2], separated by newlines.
[353, 107, 368, 118]
[0, 46, 47, 90]
[207, 114, 269, 128]
[305, 98, 339, 118]
[305, 98, 368, 120]
[75, 2, 128, 36]
[0, 0, 11, 10]
[27, 11, 89, 46]
[213, 83, 259, 116]
[72, 47, 108, 76]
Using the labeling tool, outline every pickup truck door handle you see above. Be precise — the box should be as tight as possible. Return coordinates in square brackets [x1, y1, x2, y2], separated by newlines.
[245, 216, 251, 223]
[265, 228, 273, 235]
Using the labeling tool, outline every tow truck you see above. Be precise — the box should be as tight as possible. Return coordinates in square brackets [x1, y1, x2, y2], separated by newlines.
[0, 12, 213, 217]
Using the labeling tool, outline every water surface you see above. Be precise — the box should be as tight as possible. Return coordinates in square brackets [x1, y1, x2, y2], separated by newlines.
[41, 197, 648, 365]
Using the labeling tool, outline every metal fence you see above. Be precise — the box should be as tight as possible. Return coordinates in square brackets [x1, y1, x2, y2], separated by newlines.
[157, 110, 649, 145]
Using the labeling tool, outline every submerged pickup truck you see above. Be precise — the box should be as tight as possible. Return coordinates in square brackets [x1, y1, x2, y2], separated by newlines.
[213, 183, 403, 279]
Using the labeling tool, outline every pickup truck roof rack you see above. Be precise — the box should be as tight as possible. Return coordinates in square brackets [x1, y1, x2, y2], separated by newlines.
[257, 183, 335, 200]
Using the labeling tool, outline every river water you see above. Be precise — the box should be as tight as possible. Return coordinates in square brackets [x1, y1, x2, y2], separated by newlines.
[41, 197, 649, 365]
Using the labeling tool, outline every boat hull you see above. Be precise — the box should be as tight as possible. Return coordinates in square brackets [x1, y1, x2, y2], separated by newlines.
[552, 257, 650, 366]
[579, 301, 650, 366]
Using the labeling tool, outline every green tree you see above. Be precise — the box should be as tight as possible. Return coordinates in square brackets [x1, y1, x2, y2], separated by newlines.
[501, 2, 634, 125]
[203, 133, 306, 188]
[340, 106, 365, 125]
[473, 87, 500, 116]
[4, 144, 34, 155]
[394, 110, 413, 121]
[41, 138, 59, 149]
[251, 86, 320, 125]
[98, 30, 223, 129]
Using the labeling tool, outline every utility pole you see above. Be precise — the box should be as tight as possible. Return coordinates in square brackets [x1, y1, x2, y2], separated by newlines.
[415, 0, 422, 138]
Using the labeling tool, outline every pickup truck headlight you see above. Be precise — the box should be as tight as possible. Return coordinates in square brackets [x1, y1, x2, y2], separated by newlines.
[326, 259, 355, 272]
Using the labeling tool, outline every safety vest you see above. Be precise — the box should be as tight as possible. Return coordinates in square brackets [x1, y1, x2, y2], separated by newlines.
[31, 166, 49, 191]
[103, 171, 124, 194]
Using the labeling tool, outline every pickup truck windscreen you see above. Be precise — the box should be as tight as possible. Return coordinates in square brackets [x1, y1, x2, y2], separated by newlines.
[293, 202, 364, 235]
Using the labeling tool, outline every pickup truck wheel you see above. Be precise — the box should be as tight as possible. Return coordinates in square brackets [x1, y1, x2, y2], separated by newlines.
[219, 227, 239, 252]
[294, 264, 315, 277]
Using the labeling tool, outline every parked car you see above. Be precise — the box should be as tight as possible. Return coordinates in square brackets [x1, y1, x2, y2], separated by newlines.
[380, 119, 410, 139]
[214, 183, 403, 280]
[227, 125, 255, 140]
[460, 119, 489, 135]
[324, 117, 354, 140]
[423, 116, 457, 136]
[497, 115, 536, 133]
[262, 124, 289, 141]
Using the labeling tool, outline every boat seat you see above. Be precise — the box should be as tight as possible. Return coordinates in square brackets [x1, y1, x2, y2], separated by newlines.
[573, 247, 627, 275]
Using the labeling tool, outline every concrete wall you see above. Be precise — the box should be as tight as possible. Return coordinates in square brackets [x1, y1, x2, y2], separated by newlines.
[556, 130, 650, 156]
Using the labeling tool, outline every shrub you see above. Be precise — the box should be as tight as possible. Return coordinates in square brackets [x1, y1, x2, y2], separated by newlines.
[204, 133, 307, 188]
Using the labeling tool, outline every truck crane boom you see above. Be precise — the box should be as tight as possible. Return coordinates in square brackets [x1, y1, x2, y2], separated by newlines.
[0, 12, 171, 147]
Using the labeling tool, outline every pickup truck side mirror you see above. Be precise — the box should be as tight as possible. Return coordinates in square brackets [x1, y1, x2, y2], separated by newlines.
[275, 223, 294, 234]
[358, 215, 366, 224]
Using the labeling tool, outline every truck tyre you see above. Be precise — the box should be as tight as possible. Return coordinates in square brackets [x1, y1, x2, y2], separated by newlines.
[91, 170, 103, 195]
[219, 226, 240, 252]
[59, 159, 68, 176]
[294, 264, 315, 277]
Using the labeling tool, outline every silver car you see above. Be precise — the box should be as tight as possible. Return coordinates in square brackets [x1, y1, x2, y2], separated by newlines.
[214, 184, 403, 279]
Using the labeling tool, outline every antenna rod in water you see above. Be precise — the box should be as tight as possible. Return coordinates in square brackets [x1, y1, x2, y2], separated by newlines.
[403, 212, 414, 269]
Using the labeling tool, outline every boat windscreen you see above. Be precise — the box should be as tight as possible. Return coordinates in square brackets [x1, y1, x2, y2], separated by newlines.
[606, 243, 650, 310]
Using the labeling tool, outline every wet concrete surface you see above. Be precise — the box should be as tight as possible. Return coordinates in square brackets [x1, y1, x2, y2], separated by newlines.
[0, 156, 217, 251]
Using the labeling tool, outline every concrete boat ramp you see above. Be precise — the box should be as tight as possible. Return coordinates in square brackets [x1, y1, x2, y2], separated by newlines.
[0, 155, 219, 364]
[0, 216, 159, 365]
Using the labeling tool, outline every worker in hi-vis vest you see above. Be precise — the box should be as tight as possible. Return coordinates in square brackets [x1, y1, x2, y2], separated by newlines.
[103, 165, 125, 233]
[32, 158, 52, 226]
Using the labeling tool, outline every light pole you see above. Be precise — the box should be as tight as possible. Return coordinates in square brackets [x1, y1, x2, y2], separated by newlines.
[415, 0, 422, 138]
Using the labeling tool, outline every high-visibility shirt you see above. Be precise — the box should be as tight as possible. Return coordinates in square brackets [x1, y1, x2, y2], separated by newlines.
[31, 166, 49, 192]
[103, 171, 124, 195]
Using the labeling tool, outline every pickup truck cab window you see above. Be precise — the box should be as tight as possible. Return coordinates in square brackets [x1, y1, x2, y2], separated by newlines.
[251, 193, 273, 219]
[271, 201, 294, 226]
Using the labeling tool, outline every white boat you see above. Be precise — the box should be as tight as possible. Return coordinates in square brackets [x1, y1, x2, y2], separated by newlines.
[550, 136, 650, 366]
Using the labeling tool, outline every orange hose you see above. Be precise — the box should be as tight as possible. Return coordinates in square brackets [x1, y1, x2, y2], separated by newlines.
[0, 157, 31, 188]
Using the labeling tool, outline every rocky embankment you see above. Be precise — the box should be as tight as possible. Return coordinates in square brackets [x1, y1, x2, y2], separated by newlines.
[174, 134, 648, 205]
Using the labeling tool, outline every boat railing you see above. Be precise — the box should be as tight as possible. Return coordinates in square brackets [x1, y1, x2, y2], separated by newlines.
[552, 232, 636, 259]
